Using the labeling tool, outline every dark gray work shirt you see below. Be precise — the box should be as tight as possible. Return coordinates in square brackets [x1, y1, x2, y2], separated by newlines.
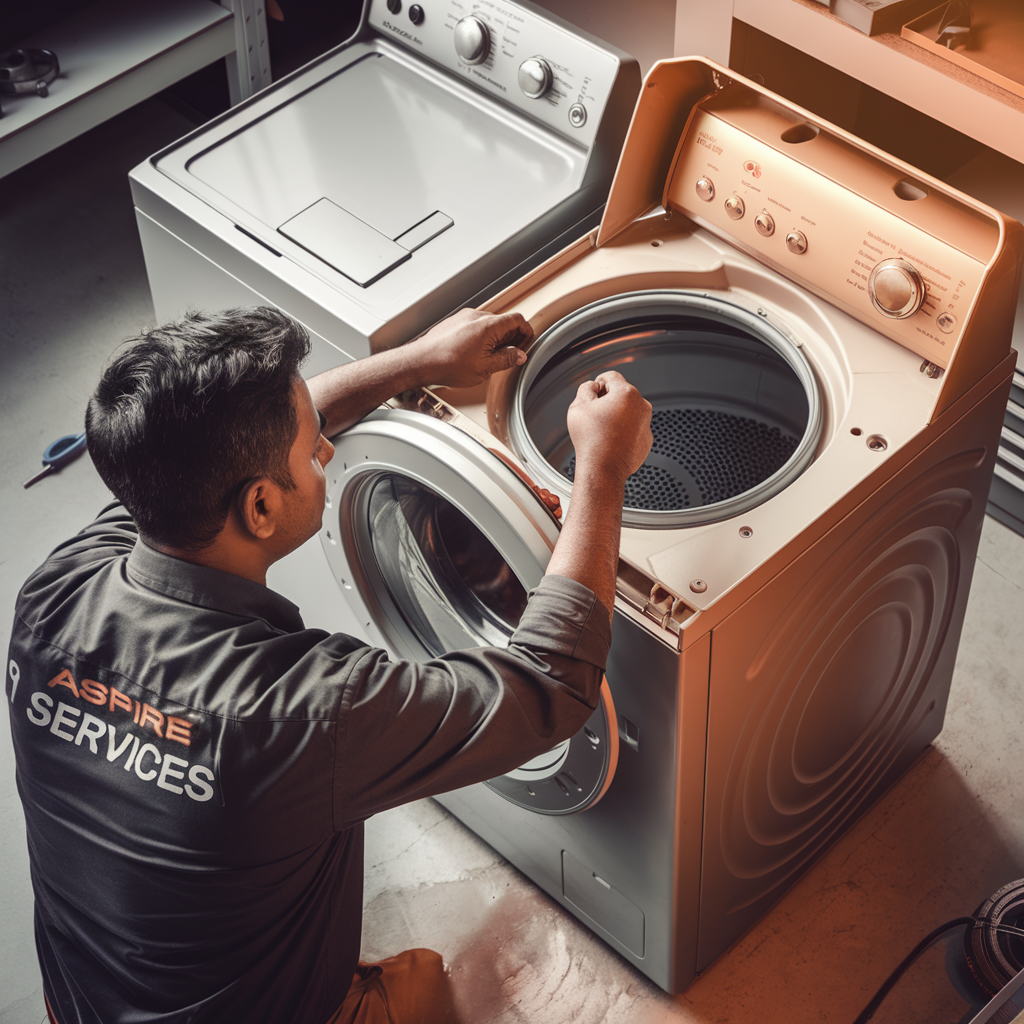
[6, 504, 610, 1024]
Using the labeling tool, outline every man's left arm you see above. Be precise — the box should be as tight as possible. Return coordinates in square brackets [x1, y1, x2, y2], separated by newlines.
[308, 308, 533, 435]
[326, 573, 612, 828]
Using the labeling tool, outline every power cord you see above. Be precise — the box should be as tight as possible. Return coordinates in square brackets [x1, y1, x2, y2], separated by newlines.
[852, 878, 1024, 1024]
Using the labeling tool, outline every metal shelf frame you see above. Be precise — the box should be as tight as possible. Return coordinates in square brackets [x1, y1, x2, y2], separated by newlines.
[0, 0, 271, 179]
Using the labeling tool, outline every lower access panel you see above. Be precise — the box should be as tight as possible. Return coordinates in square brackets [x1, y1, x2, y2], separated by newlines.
[563, 850, 645, 956]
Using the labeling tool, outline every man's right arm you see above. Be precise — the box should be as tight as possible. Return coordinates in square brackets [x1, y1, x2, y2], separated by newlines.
[544, 371, 653, 621]
[325, 371, 652, 825]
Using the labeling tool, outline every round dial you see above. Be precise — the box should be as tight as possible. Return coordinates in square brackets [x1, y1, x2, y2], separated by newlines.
[868, 258, 925, 319]
[454, 15, 491, 65]
[518, 56, 552, 98]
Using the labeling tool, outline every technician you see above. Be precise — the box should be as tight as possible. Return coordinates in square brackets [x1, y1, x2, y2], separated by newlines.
[7, 305, 653, 1024]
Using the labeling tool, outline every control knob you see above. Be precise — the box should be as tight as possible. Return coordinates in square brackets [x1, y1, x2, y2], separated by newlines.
[868, 258, 925, 319]
[454, 15, 491, 66]
[518, 56, 552, 98]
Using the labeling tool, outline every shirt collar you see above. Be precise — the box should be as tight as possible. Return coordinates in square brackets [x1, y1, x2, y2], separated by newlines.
[126, 539, 305, 634]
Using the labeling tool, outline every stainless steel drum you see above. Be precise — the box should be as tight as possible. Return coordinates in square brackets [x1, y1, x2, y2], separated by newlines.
[507, 290, 823, 528]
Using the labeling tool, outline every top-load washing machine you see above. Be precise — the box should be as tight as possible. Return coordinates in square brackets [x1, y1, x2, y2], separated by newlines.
[128, 0, 640, 367]
[314, 58, 1024, 992]
[128, 0, 639, 634]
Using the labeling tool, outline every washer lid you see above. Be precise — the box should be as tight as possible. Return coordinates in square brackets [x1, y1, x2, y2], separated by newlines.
[321, 408, 560, 661]
[155, 45, 581, 298]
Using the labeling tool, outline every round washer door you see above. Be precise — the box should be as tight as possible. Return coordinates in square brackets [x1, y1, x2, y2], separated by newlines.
[320, 408, 618, 814]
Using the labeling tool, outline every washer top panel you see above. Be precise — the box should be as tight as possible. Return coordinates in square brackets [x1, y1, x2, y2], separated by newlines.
[155, 42, 582, 306]
[366, 0, 622, 148]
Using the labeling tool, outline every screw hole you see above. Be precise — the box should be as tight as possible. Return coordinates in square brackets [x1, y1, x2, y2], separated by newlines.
[739, 526, 753, 538]
[850, 427, 862, 436]
[689, 578, 708, 594]
[867, 434, 888, 452]
[651, 239, 664, 247]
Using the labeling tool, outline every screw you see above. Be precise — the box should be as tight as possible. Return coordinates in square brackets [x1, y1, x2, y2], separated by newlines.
[690, 579, 708, 594]
[867, 434, 888, 452]
[739, 526, 753, 538]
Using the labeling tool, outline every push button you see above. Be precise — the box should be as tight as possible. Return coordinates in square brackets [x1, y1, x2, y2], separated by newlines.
[936, 311, 957, 333]
[568, 103, 587, 128]
[387, 0, 401, 12]
[695, 177, 714, 202]
[724, 195, 744, 220]
[754, 211, 775, 236]
[409, 4, 424, 23]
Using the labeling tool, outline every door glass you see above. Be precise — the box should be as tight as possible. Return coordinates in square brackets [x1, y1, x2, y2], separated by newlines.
[367, 474, 528, 656]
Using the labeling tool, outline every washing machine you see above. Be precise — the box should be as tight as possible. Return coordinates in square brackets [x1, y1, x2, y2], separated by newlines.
[314, 57, 1023, 992]
[128, 0, 640, 365]
[127, 0, 639, 634]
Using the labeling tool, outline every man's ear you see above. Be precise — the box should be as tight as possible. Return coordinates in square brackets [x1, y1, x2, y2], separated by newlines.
[237, 477, 282, 540]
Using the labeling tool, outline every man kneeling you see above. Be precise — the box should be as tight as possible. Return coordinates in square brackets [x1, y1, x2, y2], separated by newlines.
[7, 306, 652, 1024]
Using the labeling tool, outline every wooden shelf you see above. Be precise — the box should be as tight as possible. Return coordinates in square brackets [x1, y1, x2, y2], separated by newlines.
[0, 0, 235, 178]
[730, 0, 1024, 164]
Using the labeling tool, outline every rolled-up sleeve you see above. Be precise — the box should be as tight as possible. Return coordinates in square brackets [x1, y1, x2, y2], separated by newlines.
[509, 573, 611, 669]
[329, 574, 612, 828]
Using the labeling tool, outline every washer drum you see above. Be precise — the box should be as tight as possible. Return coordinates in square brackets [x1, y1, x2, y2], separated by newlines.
[507, 291, 824, 528]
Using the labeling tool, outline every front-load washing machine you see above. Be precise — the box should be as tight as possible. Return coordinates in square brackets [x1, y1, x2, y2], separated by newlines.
[313, 57, 1023, 992]
[127, 0, 639, 635]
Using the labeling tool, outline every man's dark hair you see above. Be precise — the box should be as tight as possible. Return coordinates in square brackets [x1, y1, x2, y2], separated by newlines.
[86, 307, 312, 550]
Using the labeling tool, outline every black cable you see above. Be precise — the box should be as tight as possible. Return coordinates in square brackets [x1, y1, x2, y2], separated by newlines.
[852, 916, 975, 1024]
[852, 910, 1024, 1024]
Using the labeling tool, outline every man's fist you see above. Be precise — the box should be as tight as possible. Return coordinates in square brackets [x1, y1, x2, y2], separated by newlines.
[567, 371, 653, 483]
[410, 308, 533, 389]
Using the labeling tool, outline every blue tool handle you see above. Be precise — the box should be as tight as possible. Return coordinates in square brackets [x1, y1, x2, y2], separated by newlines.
[43, 432, 87, 468]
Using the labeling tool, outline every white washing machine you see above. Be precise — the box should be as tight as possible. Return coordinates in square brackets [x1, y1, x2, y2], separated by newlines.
[313, 58, 1024, 991]
[127, 0, 639, 632]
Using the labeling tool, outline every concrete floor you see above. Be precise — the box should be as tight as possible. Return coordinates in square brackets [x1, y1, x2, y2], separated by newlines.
[2, 98, 1023, 1024]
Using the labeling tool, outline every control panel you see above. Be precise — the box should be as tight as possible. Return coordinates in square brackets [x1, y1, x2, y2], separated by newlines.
[367, 0, 622, 148]
[665, 88, 1001, 368]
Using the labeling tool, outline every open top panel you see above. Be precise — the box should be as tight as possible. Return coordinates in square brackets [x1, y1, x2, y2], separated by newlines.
[596, 57, 1022, 416]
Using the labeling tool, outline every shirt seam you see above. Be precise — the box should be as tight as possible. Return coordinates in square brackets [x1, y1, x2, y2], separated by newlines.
[126, 561, 300, 635]
[15, 614, 340, 725]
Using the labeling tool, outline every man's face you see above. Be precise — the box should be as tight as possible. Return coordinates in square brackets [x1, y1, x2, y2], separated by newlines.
[277, 377, 335, 555]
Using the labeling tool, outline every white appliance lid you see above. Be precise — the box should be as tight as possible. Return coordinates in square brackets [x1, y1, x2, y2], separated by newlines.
[161, 46, 581, 292]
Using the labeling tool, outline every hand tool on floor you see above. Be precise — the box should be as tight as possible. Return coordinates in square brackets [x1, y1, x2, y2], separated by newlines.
[24, 432, 87, 488]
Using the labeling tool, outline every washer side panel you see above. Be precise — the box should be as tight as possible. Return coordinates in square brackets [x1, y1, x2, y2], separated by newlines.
[695, 371, 1010, 971]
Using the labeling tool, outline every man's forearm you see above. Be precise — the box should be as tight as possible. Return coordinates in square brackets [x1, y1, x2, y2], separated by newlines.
[307, 344, 432, 436]
[544, 462, 624, 622]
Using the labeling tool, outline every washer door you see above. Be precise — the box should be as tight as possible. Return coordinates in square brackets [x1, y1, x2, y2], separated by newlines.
[320, 408, 618, 814]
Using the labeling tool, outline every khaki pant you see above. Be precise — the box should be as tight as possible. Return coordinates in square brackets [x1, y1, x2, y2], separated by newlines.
[326, 948, 459, 1024]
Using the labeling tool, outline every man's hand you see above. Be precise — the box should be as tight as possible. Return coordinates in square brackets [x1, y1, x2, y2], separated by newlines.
[567, 371, 653, 483]
[408, 308, 533, 390]
[308, 308, 533, 436]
